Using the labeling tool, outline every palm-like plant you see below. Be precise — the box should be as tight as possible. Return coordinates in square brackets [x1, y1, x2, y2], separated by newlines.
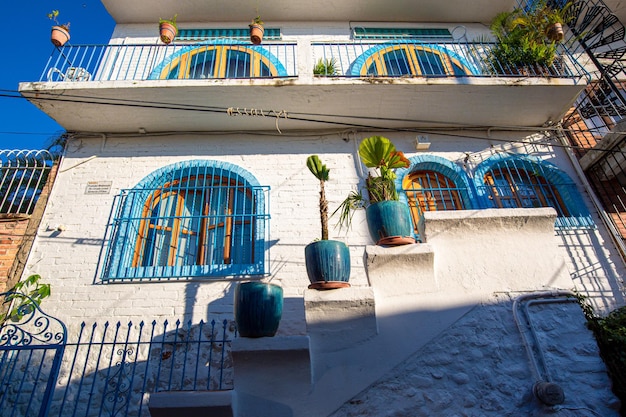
[335, 136, 410, 230]
[306, 155, 330, 240]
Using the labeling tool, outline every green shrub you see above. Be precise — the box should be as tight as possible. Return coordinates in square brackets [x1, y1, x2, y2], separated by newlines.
[580, 299, 626, 415]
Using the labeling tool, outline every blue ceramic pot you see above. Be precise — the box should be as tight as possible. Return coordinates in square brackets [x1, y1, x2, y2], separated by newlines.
[365, 201, 415, 245]
[304, 240, 351, 285]
[234, 282, 283, 338]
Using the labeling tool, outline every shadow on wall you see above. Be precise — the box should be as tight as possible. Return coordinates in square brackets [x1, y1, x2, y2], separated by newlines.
[0, 293, 620, 417]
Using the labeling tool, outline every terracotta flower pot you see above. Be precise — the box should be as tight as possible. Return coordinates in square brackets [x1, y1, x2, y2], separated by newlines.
[159, 22, 177, 44]
[249, 24, 264, 45]
[546, 23, 564, 42]
[50, 26, 70, 47]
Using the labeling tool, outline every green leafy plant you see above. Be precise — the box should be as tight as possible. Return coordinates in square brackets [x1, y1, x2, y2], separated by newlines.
[334, 136, 410, 230]
[0, 274, 51, 324]
[488, 2, 567, 70]
[577, 294, 626, 414]
[47, 10, 70, 31]
[307, 155, 331, 240]
[250, 15, 264, 26]
[159, 14, 178, 30]
[314, 58, 338, 76]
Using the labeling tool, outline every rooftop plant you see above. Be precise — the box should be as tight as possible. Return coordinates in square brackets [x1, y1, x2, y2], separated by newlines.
[313, 58, 338, 76]
[487, 1, 571, 70]
[47, 10, 70, 31]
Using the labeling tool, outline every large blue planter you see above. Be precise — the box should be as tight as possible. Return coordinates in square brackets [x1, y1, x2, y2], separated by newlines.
[234, 282, 283, 338]
[304, 240, 351, 288]
[366, 201, 415, 246]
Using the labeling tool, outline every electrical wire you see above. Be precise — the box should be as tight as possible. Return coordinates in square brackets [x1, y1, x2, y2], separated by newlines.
[2, 88, 626, 157]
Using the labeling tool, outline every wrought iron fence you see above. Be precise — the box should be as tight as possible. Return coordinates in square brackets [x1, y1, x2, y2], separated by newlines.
[49, 319, 233, 417]
[0, 150, 55, 215]
[0, 306, 233, 417]
[0, 293, 66, 417]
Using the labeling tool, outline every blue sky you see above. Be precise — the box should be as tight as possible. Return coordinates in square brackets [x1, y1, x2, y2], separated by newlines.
[0, 1, 114, 150]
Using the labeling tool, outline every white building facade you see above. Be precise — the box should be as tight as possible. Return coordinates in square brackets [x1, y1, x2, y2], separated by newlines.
[14, 0, 626, 415]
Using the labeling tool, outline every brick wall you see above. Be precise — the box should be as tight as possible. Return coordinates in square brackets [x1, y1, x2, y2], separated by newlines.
[0, 163, 58, 294]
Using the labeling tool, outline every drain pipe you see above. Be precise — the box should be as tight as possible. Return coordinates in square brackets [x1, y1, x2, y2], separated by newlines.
[513, 290, 579, 407]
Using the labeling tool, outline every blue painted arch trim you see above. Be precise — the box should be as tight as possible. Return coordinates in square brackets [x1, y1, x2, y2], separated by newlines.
[472, 153, 594, 229]
[348, 40, 481, 77]
[396, 154, 476, 209]
[104, 159, 268, 280]
[148, 38, 289, 80]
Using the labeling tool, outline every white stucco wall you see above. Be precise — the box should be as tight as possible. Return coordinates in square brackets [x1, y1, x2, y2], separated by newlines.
[24, 130, 626, 330]
[20, 129, 625, 416]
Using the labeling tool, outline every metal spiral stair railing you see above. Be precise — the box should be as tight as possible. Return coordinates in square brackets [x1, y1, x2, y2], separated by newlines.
[552, 0, 626, 251]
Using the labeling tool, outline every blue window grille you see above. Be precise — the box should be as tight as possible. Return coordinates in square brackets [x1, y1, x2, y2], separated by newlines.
[397, 155, 475, 238]
[473, 154, 595, 229]
[102, 161, 270, 281]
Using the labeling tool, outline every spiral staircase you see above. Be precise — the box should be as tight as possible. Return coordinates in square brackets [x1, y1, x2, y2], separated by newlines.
[547, 0, 626, 255]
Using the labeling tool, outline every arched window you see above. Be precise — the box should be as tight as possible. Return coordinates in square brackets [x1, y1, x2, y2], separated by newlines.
[404, 170, 465, 211]
[483, 167, 565, 210]
[474, 155, 594, 229]
[102, 161, 269, 280]
[149, 43, 287, 79]
[397, 155, 474, 237]
[349, 43, 477, 77]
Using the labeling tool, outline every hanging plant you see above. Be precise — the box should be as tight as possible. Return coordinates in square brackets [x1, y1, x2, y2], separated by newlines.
[249, 15, 264, 45]
[48, 10, 70, 47]
[159, 14, 178, 44]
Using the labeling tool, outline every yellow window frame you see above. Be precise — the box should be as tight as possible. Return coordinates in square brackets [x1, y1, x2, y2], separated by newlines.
[360, 44, 471, 77]
[159, 45, 278, 79]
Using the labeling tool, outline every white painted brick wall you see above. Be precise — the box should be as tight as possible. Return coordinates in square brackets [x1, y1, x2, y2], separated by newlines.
[23, 131, 626, 336]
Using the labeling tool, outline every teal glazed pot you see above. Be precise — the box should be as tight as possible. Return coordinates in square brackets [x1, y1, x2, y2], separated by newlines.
[365, 200, 416, 246]
[234, 282, 283, 338]
[304, 240, 351, 286]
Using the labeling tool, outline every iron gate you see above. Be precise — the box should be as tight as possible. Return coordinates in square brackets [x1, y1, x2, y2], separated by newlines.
[0, 296, 233, 417]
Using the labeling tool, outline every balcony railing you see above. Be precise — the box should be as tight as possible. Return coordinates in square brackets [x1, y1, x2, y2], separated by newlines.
[312, 41, 588, 80]
[40, 42, 298, 82]
[38, 39, 588, 84]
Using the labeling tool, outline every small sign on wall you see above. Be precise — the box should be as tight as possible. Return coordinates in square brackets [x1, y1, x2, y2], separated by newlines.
[85, 181, 112, 195]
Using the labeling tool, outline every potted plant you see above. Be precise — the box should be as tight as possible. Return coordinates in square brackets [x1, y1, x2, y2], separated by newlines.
[313, 58, 338, 76]
[304, 155, 351, 290]
[48, 10, 70, 47]
[535, 1, 573, 42]
[234, 281, 283, 337]
[249, 15, 264, 45]
[335, 136, 415, 246]
[488, 6, 560, 74]
[159, 14, 178, 45]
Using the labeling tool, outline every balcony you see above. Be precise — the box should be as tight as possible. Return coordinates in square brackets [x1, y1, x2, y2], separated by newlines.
[19, 39, 589, 134]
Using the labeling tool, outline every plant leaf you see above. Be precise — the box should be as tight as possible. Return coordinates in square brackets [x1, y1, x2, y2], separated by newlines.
[306, 155, 330, 181]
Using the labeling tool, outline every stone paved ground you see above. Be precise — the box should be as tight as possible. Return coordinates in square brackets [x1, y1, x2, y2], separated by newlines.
[330, 293, 620, 417]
